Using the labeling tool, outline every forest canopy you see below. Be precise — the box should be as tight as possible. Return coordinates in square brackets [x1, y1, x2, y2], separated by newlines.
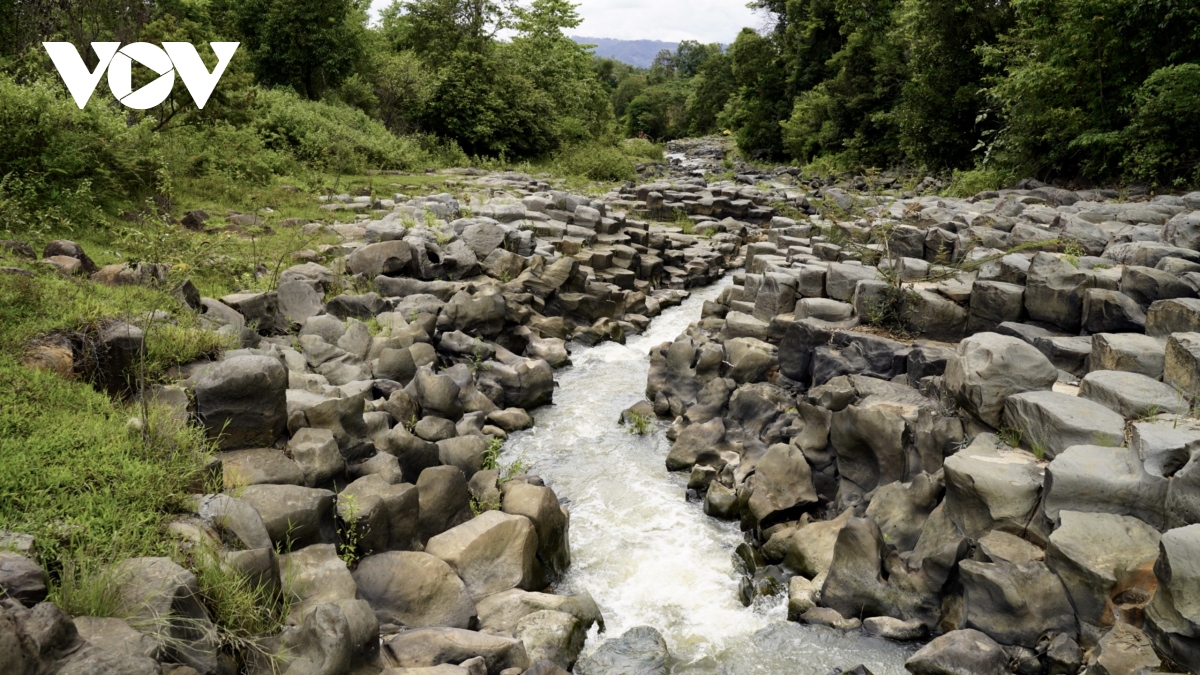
[1, 0, 1199, 224]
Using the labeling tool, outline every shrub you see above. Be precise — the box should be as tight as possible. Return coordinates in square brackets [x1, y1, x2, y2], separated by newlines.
[551, 141, 639, 182]
[1122, 64, 1200, 188]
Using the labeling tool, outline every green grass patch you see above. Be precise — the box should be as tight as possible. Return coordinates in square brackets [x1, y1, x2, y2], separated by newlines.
[0, 355, 215, 569]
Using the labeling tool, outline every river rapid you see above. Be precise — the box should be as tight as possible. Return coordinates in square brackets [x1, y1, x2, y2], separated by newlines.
[502, 279, 916, 675]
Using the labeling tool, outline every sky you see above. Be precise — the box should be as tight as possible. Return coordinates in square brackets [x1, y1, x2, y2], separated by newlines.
[368, 0, 767, 45]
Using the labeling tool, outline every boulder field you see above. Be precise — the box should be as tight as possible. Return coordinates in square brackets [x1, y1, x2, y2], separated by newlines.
[6, 140, 1200, 674]
[638, 141, 1200, 675]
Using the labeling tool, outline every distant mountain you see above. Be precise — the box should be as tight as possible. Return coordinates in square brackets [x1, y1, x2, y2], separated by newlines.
[572, 36, 678, 69]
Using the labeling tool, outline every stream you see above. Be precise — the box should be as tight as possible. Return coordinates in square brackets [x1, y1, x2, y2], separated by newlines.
[502, 279, 917, 674]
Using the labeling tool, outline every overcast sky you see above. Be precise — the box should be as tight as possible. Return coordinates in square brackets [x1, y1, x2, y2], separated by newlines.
[369, 1, 766, 44]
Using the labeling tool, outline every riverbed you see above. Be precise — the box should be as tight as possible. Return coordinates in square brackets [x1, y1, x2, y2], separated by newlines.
[502, 280, 916, 674]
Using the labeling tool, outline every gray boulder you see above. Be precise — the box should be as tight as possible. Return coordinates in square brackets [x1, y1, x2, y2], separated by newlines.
[1165, 333, 1200, 400]
[1147, 298, 1200, 337]
[904, 629, 1009, 675]
[1045, 445, 1167, 528]
[943, 439, 1045, 543]
[349, 241, 413, 278]
[338, 475, 420, 553]
[237, 484, 336, 549]
[352, 552, 475, 628]
[743, 444, 817, 529]
[944, 333, 1058, 429]
[1079, 370, 1189, 418]
[1082, 289, 1146, 334]
[959, 558, 1077, 648]
[514, 610, 585, 670]
[1045, 510, 1160, 628]
[0, 553, 46, 607]
[1003, 391, 1126, 458]
[417, 466, 473, 542]
[1089, 333, 1166, 379]
[424, 511, 541, 599]
[1087, 622, 1161, 675]
[501, 482, 571, 582]
[573, 626, 668, 675]
[1145, 524, 1200, 671]
[382, 628, 530, 673]
[1024, 252, 1092, 332]
[193, 355, 288, 450]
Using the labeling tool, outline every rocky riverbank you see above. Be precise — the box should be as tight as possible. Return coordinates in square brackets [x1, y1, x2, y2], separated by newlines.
[641, 140, 1200, 673]
[1, 160, 763, 674]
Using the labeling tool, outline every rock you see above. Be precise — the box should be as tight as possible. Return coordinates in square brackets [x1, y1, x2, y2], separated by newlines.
[744, 444, 817, 529]
[1025, 252, 1092, 332]
[904, 629, 1009, 675]
[969, 280, 1025, 327]
[348, 241, 413, 278]
[237, 484, 336, 549]
[826, 263, 880, 302]
[514, 610, 585, 670]
[288, 428, 346, 487]
[1120, 265, 1196, 307]
[277, 544, 379, 661]
[800, 607, 861, 631]
[382, 628, 530, 673]
[278, 281, 324, 324]
[944, 333, 1058, 429]
[862, 616, 927, 641]
[1144, 524, 1200, 671]
[774, 509, 854, 580]
[275, 603, 354, 675]
[1045, 511, 1161, 628]
[338, 474, 419, 553]
[1082, 289, 1147, 334]
[0, 553, 46, 607]
[1165, 333, 1200, 400]
[1087, 622, 1161, 675]
[56, 646, 161, 675]
[1003, 391, 1126, 459]
[0, 605, 38, 675]
[1079, 370, 1188, 418]
[73, 616, 159, 660]
[500, 482, 570, 582]
[474, 589, 603, 637]
[417, 466, 474, 542]
[110, 557, 216, 672]
[1146, 298, 1200, 337]
[192, 356, 288, 450]
[1045, 445, 1168, 528]
[865, 474, 944, 553]
[192, 494, 273, 550]
[787, 576, 817, 619]
[573, 626, 668, 675]
[437, 435, 489, 477]
[425, 511, 541, 599]
[219, 448, 304, 487]
[1089, 333, 1166, 379]
[43, 240, 96, 273]
[1046, 632, 1082, 675]
[352, 552, 475, 629]
[408, 368, 464, 421]
[221, 291, 287, 335]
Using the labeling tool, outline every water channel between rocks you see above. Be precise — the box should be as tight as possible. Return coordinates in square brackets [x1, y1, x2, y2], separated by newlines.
[502, 278, 917, 675]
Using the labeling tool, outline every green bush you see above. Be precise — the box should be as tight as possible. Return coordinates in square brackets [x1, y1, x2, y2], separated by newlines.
[1122, 64, 1200, 187]
[252, 88, 430, 172]
[551, 138, 662, 182]
[0, 74, 160, 220]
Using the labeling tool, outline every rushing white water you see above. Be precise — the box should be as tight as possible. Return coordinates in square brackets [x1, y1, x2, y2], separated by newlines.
[502, 280, 917, 674]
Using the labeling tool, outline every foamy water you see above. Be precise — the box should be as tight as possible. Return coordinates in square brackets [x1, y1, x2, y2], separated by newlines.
[502, 279, 915, 674]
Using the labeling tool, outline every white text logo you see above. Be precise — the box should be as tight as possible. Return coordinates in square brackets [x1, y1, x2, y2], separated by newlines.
[43, 42, 240, 110]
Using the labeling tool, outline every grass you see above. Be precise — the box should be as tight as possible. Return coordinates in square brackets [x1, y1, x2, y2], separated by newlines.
[627, 412, 653, 436]
[0, 356, 216, 572]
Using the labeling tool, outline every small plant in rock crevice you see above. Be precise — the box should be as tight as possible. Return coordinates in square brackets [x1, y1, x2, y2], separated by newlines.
[336, 494, 364, 568]
[998, 426, 1023, 448]
[627, 412, 653, 436]
[481, 437, 505, 471]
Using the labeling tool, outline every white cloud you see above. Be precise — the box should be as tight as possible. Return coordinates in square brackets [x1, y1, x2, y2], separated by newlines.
[369, 0, 767, 45]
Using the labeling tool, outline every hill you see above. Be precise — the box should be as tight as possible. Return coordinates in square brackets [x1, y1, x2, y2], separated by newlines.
[572, 36, 678, 69]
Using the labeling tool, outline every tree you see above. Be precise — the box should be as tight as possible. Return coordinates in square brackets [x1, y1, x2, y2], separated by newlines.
[381, 0, 506, 57]
[218, 0, 368, 99]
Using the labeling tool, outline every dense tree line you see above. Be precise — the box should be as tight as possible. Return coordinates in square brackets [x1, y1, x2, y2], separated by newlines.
[2, 0, 1199, 191]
